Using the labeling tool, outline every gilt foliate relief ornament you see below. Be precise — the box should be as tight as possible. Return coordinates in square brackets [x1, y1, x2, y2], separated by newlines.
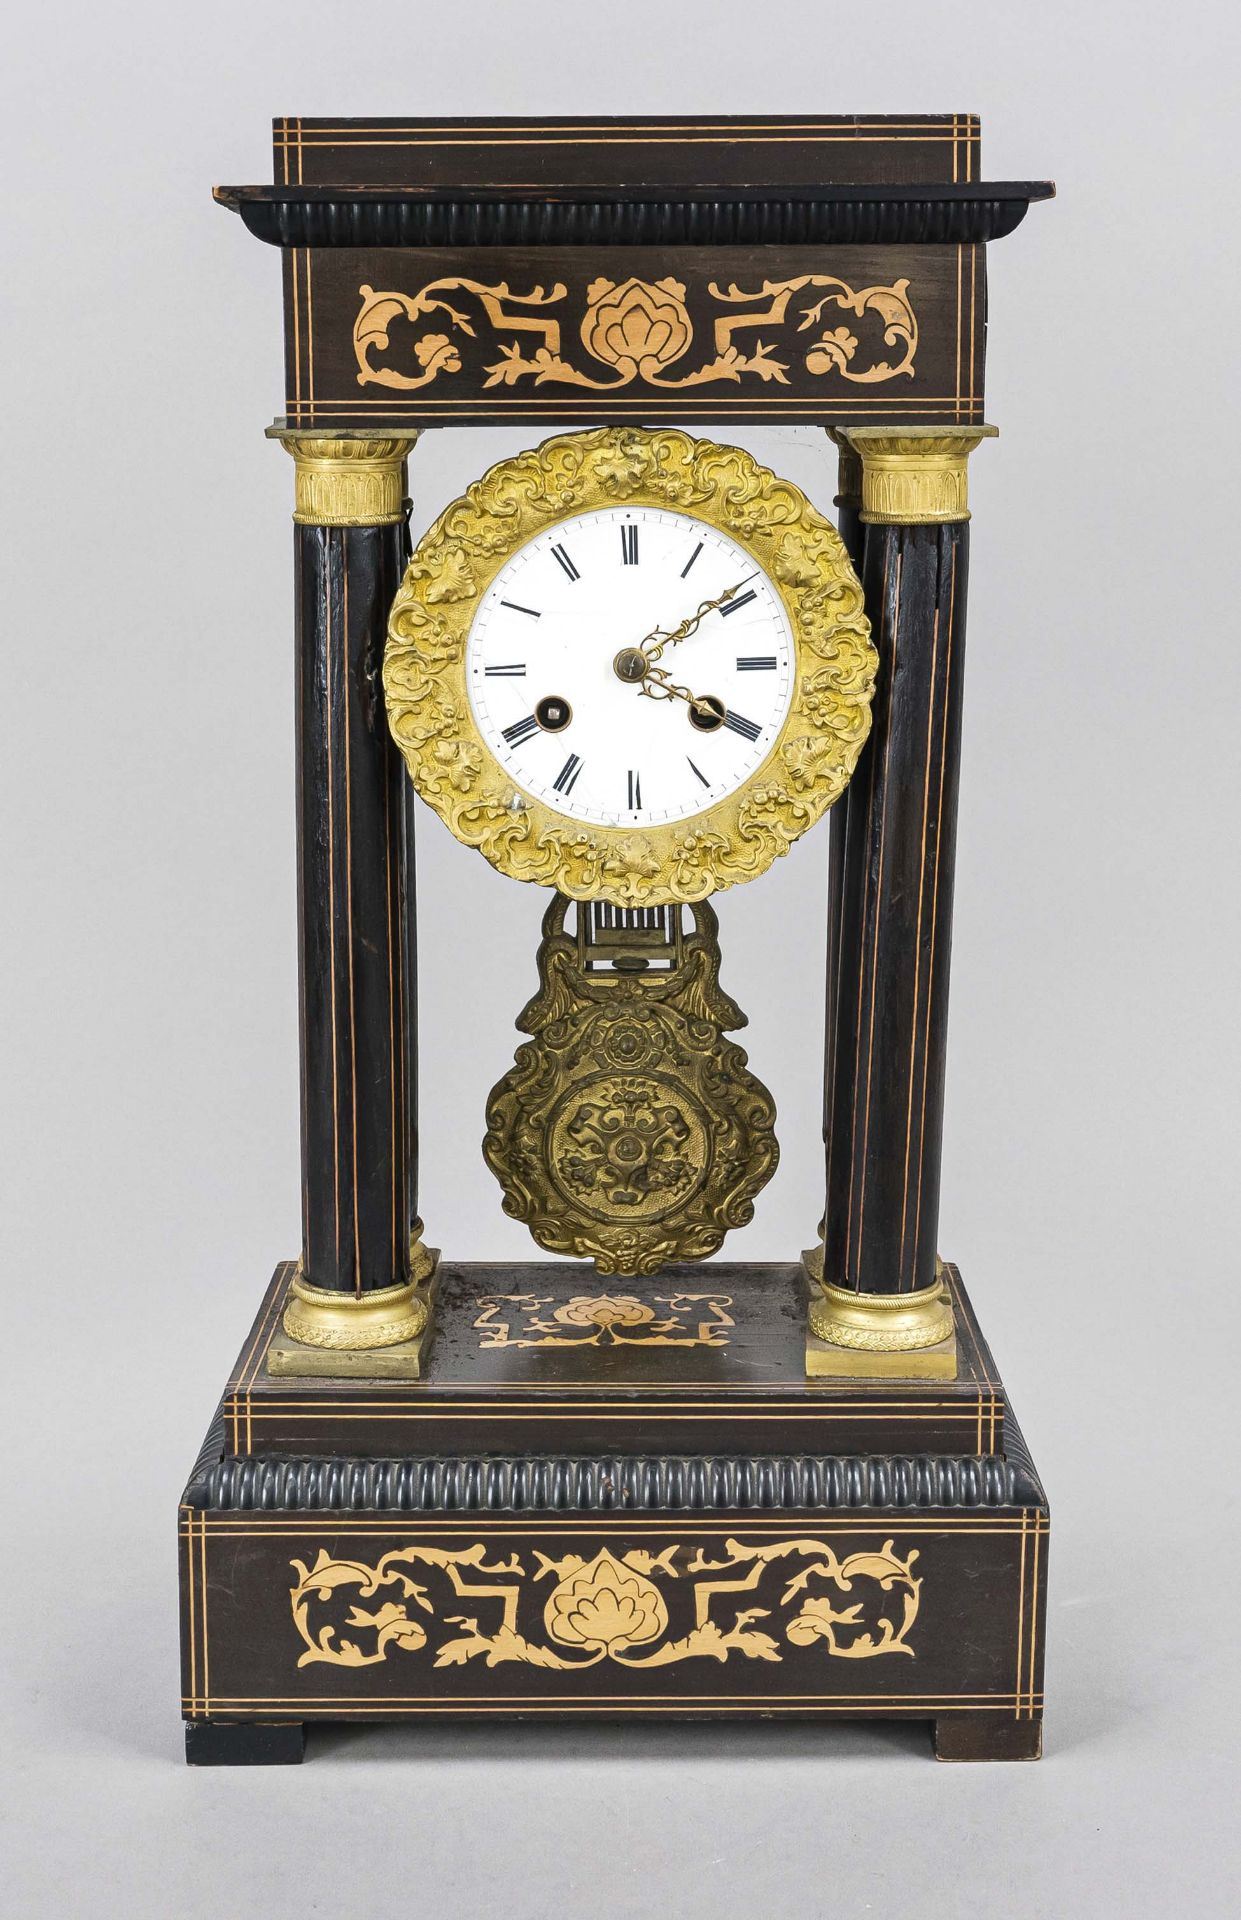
[382, 426, 876, 906]
[354, 272, 918, 393]
[290, 1535, 923, 1672]
[483, 896, 777, 1275]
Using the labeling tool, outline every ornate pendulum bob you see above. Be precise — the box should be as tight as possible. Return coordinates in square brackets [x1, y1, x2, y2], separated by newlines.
[484, 895, 778, 1276]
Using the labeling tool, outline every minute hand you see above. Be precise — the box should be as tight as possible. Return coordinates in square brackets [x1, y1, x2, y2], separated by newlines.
[639, 576, 757, 665]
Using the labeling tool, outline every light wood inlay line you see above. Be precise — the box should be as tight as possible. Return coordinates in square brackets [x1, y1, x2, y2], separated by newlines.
[184, 1506, 197, 1712]
[1015, 1509, 1028, 1718]
[898, 573, 942, 1283]
[384, 718, 397, 1280]
[955, 244, 963, 423]
[969, 245, 977, 414]
[843, 539, 891, 1279]
[911, 541, 958, 1269]
[290, 248, 301, 413]
[276, 119, 975, 137]
[324, 546, 341, 1272]
[275, 131, 973, 151]
[198, 1509, 210, 1717]
[294, 395, 978, 412]
[200, 1518, 1027, 1538]
[852, 543, 901, 1279]
[306, 245, 315, 412]
[1027, 1515, 1042, 1719]
[342, 550, 361, 1296]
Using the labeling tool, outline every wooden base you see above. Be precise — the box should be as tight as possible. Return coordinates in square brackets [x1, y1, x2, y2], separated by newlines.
[219, 1259, 1005, 1457]
[184, 1720, 305, 1766]
[934, 1713, 1044, 1762]
[180, 1261, 1047, 1764]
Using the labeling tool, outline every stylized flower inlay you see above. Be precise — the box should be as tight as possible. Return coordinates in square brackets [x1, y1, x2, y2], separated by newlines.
[543, 1550, 669, 1654]
[412, 332, 463, 379]
[804, 325, 859, 375]
[581, 277, 693, 377]
[551, 1294, 655, 1331]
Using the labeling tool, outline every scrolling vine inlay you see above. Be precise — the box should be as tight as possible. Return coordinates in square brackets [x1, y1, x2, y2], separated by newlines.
[473, 1292, 736, 1350]
[354, 273, 918, 393]
[289, 1536, 923, 1672]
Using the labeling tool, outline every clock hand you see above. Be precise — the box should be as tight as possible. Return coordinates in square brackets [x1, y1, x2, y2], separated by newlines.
[638, 575, 758, 665]
[636, 663, 724, 727]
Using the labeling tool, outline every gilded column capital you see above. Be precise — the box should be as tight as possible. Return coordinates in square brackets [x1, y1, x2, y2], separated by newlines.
[269, 427, 420, 526]
[840, 425, 997, 526]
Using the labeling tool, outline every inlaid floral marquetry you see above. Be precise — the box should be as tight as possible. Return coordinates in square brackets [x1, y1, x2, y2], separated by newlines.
[472, 1292, 736, 1351]
[353, 272, 918, 394]
[277, 239, 984, 428]
[289, 1536, 923, 1672]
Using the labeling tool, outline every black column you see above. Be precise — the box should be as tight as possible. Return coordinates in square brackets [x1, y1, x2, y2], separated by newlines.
[295, 520, 412, 1297]
[822, 433, 865, 1165]
[823, 517, 970, 1299]
[399, 510, 421, 1257]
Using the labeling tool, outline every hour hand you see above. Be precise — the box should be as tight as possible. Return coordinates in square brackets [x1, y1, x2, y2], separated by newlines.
[636, 663, 722, 728]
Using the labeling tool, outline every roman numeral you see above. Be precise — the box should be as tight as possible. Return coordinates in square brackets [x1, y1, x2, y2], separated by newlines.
[627, 769, 642, 810]
[553, 753, 583, 796]
[484, 663, 526, 677]
[687, 757, 710, 788]
[736, 655, 777, 671]
[719, 589, 758, 618]
[620, 524, 639, 565]
[502, 714, 540, 746]
[680, 541, 704, 578]
[724, 710, 762, 743]
[551, 544, 580, 582]
[500, 599, 540, 618]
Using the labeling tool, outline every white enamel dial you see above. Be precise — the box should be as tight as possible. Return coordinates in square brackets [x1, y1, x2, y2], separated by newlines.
[465, 507, 796, 828]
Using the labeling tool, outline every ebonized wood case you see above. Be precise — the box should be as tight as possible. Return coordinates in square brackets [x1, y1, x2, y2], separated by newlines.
[215, 113, 1051, 429]
[182, 115, 1053, 1764]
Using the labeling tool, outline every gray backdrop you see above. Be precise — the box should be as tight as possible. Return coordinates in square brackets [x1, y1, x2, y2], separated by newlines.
[3, 2, 1238, 1914]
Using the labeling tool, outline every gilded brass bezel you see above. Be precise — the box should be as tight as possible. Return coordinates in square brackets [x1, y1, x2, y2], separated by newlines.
[382, 427, 876, 905]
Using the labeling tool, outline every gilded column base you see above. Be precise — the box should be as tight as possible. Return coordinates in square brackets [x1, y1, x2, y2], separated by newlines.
[269, 1236, 438, 1378]
[803, 1247, 957, 1379]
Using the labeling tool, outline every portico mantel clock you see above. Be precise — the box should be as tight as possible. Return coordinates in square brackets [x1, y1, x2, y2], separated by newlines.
[181, 115, 1055, 1767]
